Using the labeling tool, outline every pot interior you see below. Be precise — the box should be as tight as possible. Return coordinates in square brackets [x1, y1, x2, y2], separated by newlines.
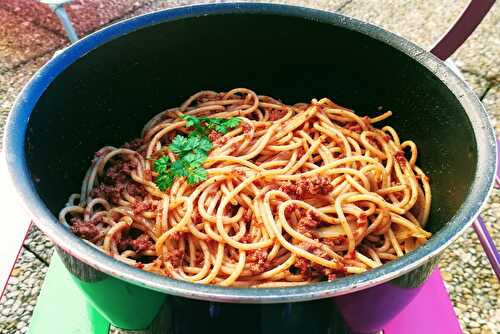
[26, 10, 476, 246]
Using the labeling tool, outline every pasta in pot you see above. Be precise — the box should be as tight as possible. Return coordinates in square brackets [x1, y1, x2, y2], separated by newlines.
[60, 88, 432, 287]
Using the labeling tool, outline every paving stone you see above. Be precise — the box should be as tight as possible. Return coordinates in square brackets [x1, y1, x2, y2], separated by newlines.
[481, 84, 499, 137]
[0, 8, 65, 70]
[128, 0, 348, 17]
[339, 0, 469, 51]
[0, 249, 47, 334]
[453, 1, 499, 80]
[440, 186, 500, 334]
[0, 0, 149, 38]
[461, 71, 491, 97]
[0, 2, 498, 333]
[23, 225, 54, 265]
[339, 0, 499, 80]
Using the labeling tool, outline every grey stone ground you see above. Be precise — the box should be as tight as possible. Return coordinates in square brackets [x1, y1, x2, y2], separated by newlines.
[0, 1, 498, 333]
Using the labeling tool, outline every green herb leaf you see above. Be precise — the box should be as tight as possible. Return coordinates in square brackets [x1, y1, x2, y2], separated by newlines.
[202, 117, 222, 124]
[155, 171, 174, 191]
[183, 152, 207, 166]
[189, 128, 207, 138]
[184, 136, 201, 151]
[202, 117, 241, 134]
[197, 137, 213, 152]
[214, 124, 228, 133]
[171, 159, 188, 177]
[182, 115, 202, 129]
[225, 117, 241, 128]
[154, 116, 239, 190]
[153, 155, 170, 173]
[169, 135, 189, 154]
[187, 165, 208, 185]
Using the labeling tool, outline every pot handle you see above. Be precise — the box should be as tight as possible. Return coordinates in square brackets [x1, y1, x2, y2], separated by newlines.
[430, 0, 495, 60]
[431, 1, 500, 280]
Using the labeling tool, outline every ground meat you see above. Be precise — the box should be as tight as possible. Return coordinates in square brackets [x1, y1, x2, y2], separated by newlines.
[216, 136, 229, 146]
[240, 234, 253, 244]
[395, 151, 406, 167]
[334, 152, 345, 159]
[130, 234, 153, 253]
[284, 203, 297, 216]
[118, 233, 153, 253]
[231, 142, 240, 152]
[194, 252, 204, 265]
[368, 138, 379, 148]
[393, 191, 404, 201]
[93, 147, 113, 163]
[70, 218, 99, 240]
[230, 169, 245, 178]
[242, 209, 253, 223]
[170, 232, 184, 241]
[223, 205, 240, 217]
[247, 249, 270, 274]
[95, 149, 107, 158]
[241, 123, 252, 133]
[144, 169, 153, 182]
[132, 201, 151, 215]
[296, 148, 306, 159]
[166, 131, 178, 142]
[323, 268, 337, 281]
[105, 160, 137, 184]
[293, 255, 340, 281]
[268, 109, 287, 121]
[357, 213, 368, 227]
[298, 241, 328, 258]
[293, 209, 321, 237]
[122, 138, 144, 150]
[322, 236, 348, 248]
[208, 130, 229, 146]
[127, 183, 147, 199]
[90, 183, 124, 205]
[297, 255, 338, 281]
[241, 123, 252, 138]
[192, 211, 202, 224]
[279, 176, 333, 199]
[294, 257, 309, 276]
[345, 250, 356, 259]
[296, 217, 320, 238]
[347, 124, 362, 133]
[166, 249, 184, 267]
[292, 103, 308, 111]
[208, 130, 222, 143]
[138, 147, 148, 158]
[247, 249, 267, 263]
[92, 158, 139, 203]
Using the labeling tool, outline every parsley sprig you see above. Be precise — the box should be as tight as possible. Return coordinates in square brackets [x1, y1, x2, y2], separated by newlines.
[183, 115, 241, 136]
[153, 115, 241, 190]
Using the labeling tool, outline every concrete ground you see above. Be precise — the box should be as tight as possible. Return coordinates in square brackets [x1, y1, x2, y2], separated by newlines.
[0, 1, 498, 333]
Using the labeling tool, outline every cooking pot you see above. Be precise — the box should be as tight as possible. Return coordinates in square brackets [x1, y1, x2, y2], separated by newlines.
[3, 2, 497, 333]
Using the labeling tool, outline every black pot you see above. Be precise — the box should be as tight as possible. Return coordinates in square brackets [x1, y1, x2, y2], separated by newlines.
[4, 3, 496, 334]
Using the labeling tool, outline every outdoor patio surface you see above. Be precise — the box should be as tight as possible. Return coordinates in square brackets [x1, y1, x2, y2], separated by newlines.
[0, 1, 498, 333]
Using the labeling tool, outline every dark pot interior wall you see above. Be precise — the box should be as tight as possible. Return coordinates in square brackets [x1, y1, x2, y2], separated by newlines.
[26, 13, 476, 234]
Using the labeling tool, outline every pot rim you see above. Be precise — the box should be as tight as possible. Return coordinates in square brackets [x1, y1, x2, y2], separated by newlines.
[3, 2, 497, 303]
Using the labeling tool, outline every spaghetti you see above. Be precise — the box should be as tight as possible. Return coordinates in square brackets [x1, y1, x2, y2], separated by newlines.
[60, 88, 432, 287]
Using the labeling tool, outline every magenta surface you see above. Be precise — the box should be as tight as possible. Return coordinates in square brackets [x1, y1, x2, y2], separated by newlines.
[384, 269, 462, 334]
[496, 139, 500, 188]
